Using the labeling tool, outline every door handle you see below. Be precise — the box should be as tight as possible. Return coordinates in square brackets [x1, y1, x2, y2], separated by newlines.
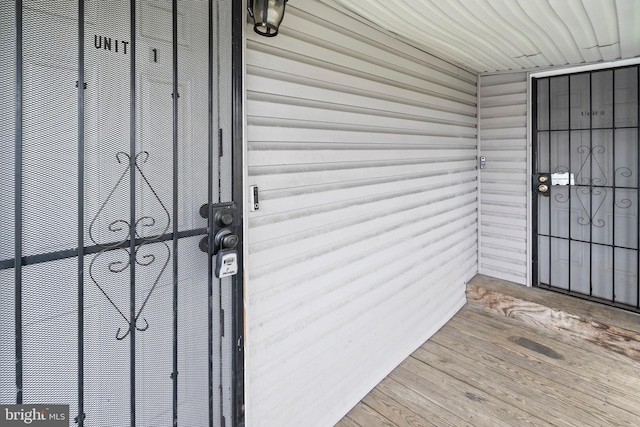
[215, 228, 239, 251]
[535, 173, 550, 196]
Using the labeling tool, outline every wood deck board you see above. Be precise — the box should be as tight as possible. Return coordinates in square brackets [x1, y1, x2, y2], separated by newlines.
[343, 401, 396, 427]
[375, 377, 470, 427]
[393, 358, 547, 427]
[453, 306, 640, 384]
[412, 342, 572, 427]
[334, 416, 361, 427]
[420, 332, 637, 427]
[336, 304, 640, 427]
[466, 275, 640, 361]
[361, 387, 438, 427]
[433, 311, 640, 416]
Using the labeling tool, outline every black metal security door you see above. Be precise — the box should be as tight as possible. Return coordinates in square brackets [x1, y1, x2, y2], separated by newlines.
[533, 65, 640, 313]
[0, 1, 243, 426]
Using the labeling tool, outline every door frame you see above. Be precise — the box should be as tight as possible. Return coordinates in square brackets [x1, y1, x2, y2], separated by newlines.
[2, 0, 245, 424]
[527, 57, 640, 304]
[231, 0, 245, 424]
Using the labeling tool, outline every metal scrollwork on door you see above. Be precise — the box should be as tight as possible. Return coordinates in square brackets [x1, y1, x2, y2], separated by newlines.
[552, 144, 635, 229]
[576, 145, 607, 185]
[88, 151, 171, 340]
[574, 186, 607, 228]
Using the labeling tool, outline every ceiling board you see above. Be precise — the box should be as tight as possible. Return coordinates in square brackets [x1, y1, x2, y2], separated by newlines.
[322, 0, 640, 73]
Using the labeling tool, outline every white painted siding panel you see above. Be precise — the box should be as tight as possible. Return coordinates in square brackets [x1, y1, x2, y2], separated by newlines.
[246, 2, 478, 425]
[479, 72, 529, 284]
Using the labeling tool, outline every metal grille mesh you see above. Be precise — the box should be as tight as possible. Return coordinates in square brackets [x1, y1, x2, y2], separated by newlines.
[175, 0, 210, 232]
[218, 0, 233, 205]
[0, 269, 15, 404]
[22, 1, 78, 257]
[84, 0, 132, 425]
[83, 252, 130, 427]
[175, 1, 220, 424]
[0, 1, 16, 262]
[135, 1, 175, 423]
[18, 2, 79, 420]
[177, 237, 211, 426]
[22, 260, 78, 415]
[134, 243, 173, 426]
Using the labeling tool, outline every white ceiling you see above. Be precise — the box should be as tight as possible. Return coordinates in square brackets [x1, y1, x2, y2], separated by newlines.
[323, 0, 640, 73]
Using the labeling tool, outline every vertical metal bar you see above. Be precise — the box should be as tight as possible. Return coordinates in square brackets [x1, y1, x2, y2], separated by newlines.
[215, 2, 224, 424]
[612, 70, 616, 302]
[172, 0, 179, 425]
[531, 78, 539, 287]
[567, 76, 572, 292]
[129, 0, 137, 425]
[637, 65, 639, 309]
[589, 72, 594, 297]
[476, 74, 483, 284]
[548, 77, 552, 287]
[77, 0, 86, 424]
[231, 0, 245, 423]
[207, 1, 214, 425]
[14, 0, 23, 405]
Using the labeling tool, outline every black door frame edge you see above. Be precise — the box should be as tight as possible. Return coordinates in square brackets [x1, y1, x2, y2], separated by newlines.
[231, 0, 245, 425]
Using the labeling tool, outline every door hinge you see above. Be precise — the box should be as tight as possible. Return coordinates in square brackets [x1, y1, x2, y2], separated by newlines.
[221, 308, 225, 337]
[237, 336, 243, 351]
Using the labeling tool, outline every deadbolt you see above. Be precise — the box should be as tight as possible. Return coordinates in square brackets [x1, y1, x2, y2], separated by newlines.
[538, 175, 548, 183]
[215, 210, 234, 227]
[538, 184, 549, 193]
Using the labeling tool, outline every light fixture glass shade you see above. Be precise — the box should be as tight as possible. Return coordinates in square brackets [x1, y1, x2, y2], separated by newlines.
[252, 0, 287, 37]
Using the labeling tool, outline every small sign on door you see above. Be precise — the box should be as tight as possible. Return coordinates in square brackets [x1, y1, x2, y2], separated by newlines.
[551, 172, 575, 186]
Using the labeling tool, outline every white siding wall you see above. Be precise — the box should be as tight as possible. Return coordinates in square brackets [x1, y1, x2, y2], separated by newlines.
[245, 1, 478, 425]
[478, 72, 529, 284]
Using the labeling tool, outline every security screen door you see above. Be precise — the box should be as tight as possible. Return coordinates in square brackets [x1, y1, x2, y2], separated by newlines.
[0, 1, 242, 426]
[533, 65, 640, 313]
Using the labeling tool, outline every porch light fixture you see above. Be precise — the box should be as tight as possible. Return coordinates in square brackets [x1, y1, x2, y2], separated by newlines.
[248, 0, 288, 37]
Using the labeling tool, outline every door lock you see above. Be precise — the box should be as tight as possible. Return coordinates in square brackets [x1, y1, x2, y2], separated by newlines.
[215, 228, 239, 250]
[535, 173, 551, 197]
[199, 202, 240, 278]
[215, 210, 234, 227]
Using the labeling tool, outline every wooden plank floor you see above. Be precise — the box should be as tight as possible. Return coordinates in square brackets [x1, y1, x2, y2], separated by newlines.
[335, 304, 640, 427]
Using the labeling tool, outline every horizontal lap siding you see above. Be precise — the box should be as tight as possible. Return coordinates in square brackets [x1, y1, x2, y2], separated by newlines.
[479, 72, 529, 284]
[245, 2, 478, 425]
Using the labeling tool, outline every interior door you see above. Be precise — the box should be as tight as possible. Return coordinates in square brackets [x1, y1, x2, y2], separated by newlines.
[0, 1, 241, 426]
[533, 66, 640, 312]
